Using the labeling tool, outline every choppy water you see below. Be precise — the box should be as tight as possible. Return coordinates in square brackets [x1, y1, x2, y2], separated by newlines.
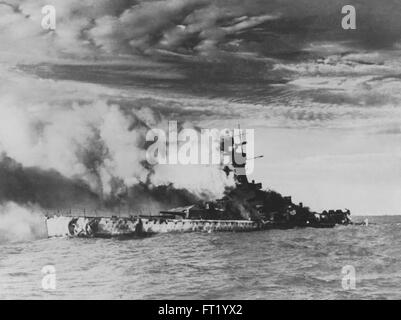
[1, 216, 401, 300]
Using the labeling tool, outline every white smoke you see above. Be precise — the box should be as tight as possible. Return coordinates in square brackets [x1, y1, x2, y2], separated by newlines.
[0, 202, 47, 243]
[0, 66, 232, 203]
[0, 100, 145, 193]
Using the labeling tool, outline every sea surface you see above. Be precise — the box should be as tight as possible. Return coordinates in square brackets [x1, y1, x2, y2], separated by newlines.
[1, 216, 401, 300]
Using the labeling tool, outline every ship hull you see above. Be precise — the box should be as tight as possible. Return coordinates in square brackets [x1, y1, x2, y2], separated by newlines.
[45, 216, 263, 238]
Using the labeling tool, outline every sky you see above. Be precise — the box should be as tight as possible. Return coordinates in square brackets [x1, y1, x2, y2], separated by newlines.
[0, 0, 401, 214]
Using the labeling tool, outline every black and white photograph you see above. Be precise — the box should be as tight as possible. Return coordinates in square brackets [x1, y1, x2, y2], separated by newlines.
[0, 0, 401, 302]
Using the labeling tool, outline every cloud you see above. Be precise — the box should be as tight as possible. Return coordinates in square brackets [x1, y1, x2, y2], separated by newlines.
[1, 0, 401, 215]
[1, 0, 401, 66]
[89, 0, 210, 54]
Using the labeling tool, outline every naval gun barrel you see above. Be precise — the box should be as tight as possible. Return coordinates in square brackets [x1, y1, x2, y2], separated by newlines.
[247, 155, 264, 161]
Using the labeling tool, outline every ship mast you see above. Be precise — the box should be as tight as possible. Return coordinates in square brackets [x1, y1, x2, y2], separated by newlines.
[221, 125, 264, 185]
[221, 124, 248, 185]
[234, 124, 249, 185]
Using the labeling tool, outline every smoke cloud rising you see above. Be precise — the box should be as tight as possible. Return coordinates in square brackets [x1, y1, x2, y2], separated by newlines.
[0, 64, 232, 213]
[0, 202, 47, 243]
[1, 0, 400, 215]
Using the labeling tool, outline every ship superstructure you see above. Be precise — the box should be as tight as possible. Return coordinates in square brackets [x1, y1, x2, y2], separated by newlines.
[45, 129, 351, 238]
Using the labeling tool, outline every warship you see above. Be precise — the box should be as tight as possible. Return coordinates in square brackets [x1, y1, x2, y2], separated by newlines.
[45, 132, 352, 238]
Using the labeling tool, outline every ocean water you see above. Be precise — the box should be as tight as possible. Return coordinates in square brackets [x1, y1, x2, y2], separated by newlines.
[1, 216, 401, 300]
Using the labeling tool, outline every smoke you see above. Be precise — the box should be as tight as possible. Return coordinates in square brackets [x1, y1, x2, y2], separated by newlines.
[0, 202, 47, 243]
[0, 155, 100, 208]
[0, 66, 232, 212]
[0, 100, 230, 198]
[105, 182, 204, 213]
[0, 0, 241, 216]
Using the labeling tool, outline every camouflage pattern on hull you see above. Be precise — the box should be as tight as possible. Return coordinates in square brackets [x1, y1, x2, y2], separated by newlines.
[46, 216, 262, 238]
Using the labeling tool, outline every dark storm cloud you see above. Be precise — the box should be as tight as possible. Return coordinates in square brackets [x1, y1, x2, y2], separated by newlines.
[2, 0, 401, 66]
[4, 0, 401, 122]
[85, 0, 401, 58]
